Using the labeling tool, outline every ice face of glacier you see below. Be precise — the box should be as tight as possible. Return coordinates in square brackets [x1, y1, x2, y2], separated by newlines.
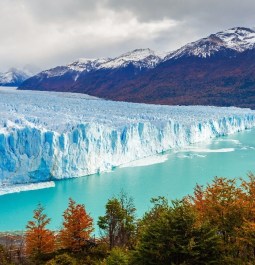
[0, 87, 255, 186]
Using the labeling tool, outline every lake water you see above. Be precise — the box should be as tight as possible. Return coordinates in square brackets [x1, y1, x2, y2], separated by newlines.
[0, 128, 255, 232]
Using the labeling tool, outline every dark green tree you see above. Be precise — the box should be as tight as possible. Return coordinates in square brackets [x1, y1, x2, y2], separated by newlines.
[98, 192, 136, 249]
[134, 198, 222, 265]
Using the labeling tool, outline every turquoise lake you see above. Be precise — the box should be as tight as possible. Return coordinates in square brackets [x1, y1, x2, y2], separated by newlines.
[0, 128, 255, 233]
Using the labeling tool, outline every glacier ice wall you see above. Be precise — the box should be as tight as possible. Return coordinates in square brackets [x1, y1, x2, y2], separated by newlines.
[0, 87, 255, 185]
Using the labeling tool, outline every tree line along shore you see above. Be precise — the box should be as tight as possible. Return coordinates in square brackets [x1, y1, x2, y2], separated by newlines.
[1, 174, 255, 265]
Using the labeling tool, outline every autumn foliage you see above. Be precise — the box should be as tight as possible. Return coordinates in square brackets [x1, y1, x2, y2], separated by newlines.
[25, 204, 55, 258]
[190, 175, 255, 263]
[21, 175, 255, 265]
[59, 198, 94, 252]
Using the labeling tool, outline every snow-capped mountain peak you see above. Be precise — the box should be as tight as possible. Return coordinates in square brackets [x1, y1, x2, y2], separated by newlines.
[165, 26, 255, 60]
[99, 48, 162, 69]
[67, 57, 110, 72]
[214, 27, 255, 51]
[0, 68, 30, 86]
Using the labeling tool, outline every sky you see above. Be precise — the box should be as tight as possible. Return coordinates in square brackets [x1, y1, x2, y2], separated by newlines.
[0, 0, 254, 72]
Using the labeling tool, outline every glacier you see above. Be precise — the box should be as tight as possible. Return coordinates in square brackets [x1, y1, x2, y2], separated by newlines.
[0, 86, 255, 187]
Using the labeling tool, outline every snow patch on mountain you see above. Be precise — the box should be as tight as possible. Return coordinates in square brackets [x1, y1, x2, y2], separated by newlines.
[41, 66, 70, 78]
[99, 49, 162, 69]
[67, 58, 110, 72]
[0, 87, 255, 187]
[39, 58, 110, 80]
[216, 27, 255, 51]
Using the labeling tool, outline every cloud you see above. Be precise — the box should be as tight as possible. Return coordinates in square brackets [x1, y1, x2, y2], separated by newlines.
[105, 0, 255, 24]
[0, 0, 254, 71]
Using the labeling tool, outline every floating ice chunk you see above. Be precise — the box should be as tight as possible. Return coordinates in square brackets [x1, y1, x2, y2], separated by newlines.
[119, 154, 169, 168]
[177, 154, 207, 159]
[180, 148, 235, 153]
[0, 181, 55, 195]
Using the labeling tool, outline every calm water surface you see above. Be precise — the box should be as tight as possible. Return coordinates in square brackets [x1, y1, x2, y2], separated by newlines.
[0, 129, 255, 232]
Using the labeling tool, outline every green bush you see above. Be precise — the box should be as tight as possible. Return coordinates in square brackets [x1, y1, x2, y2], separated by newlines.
[45, 253, 77, 265]
[106, 248, 129, 265]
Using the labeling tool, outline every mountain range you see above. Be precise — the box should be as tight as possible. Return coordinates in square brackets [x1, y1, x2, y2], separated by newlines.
[19, 27, 255, 109]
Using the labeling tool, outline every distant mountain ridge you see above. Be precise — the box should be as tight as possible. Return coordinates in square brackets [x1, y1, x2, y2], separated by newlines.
[19, 27, 255, 109]
[0, 68, 30, 86]
[0, 66, 40, 86]
[19, 48, 163, 91]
